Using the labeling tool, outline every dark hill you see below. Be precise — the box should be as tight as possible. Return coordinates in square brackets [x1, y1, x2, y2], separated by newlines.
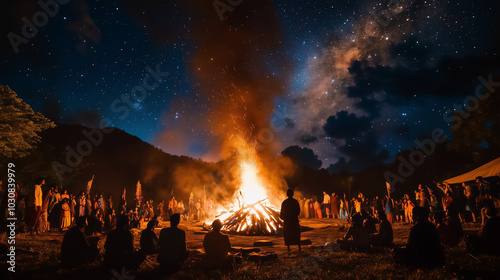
[12, 124, 219, 207]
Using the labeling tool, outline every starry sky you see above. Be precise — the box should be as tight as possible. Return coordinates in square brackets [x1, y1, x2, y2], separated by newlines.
[1, 0, 499, 172]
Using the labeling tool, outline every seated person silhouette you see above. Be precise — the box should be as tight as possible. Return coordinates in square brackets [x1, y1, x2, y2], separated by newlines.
[203, 219, 233, 268]
[393, 206, 445, 268]
[337, 213, 370, 252]
[445, 206, 463, 240]
[436, 215, 459, 248]
[140, 217, 159, 255]
[369, 211, 393, 247]
[466, 205, 500, 255]
[362, 210, 377, 234]
[60, 216, 98, 267]
[103, 214, 145, 271]
[158, 213, 188, 273]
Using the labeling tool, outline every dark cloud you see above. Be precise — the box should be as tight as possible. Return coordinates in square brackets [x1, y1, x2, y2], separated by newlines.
[67, 0, 101, 53]
[327, 132, 390, 173]
[281, 145, 322, 170]
[298, 134, 318, 145]
[347, 56, 500, 103]
[323, 111, 371, 139]
[354, 98, 380, 119]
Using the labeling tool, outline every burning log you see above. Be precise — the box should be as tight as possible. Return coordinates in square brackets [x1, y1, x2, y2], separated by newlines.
[219, 199, 283, 236]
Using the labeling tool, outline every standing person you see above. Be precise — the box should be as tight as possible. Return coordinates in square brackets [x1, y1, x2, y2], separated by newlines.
[119, 191, 127, 214]
[70, 194, 77, 223]
[188, 192, 194, 218]
[314, 200, 322, 219]
[385, 194, 395, 224]
[39, 187, 53, 233]
[322, 191, 331, 218]
[280, 189, 301, 252]
[354, 198, 362, 214]
[331, 193, 340, 219]
[464, 183, 477, 223]
[60, 198, 72, 231]
[105, 194, 113, 229]
[158, 213, 188, 273]
[303, 198, 310, 219]
[26, 178, 45, 235]
[78, 192, 86, 217]
[195, 199, 202, 221]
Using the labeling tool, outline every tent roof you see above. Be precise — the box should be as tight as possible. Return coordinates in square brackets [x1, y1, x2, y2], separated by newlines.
[444, 157, 500, 184]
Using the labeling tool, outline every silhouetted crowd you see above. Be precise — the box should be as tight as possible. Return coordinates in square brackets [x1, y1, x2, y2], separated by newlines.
[0, 176, 499, 273]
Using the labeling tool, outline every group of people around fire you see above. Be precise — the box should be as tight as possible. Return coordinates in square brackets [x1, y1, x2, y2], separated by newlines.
[0, 175, 499, 273]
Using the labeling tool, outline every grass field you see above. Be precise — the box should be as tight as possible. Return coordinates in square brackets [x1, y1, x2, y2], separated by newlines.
[3, 219, 500, 280]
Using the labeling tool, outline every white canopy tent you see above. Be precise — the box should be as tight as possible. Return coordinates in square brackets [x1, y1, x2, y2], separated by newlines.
[443, 157, 500, 184]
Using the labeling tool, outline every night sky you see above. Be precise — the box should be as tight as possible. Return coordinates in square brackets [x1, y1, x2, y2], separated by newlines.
[1, 0, 499, 171]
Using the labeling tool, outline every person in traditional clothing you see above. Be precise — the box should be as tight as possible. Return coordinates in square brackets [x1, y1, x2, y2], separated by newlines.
[385, 194, 395, 224]
[26, 178, 45, 235]
[39, 188, 52, 233]
[78, 191, 86, 217]
[314, 200, 322, 219]
[60, 198, 72, 231]
[303, 198, 310, 219]
[61, 216, 98, 267]
[158, 213, 188, 273]
[331, 193, 340, 219]
[393, 206, 445, 268]
[280, 189, 301, 252]
[322, 191, 331, 218]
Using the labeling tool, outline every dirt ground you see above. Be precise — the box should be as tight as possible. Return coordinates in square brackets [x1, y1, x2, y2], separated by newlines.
[3, 218, 500, 280]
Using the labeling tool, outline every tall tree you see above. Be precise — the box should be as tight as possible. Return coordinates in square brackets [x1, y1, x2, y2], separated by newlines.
[0, 85, 55, 158]
[447, 74, 500, 162]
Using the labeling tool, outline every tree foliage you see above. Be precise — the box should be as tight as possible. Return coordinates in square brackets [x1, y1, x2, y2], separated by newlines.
[448, 74, 500, 162]
[0, 85, 55, 158]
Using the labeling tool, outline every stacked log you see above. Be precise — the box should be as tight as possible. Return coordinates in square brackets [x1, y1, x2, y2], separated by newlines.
[220, 199, 283, 235]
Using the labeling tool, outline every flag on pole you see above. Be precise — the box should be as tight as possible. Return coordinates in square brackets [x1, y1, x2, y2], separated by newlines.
[386, 181, 392, 195]
[87, 175, 94, 194]
[136, 180, 143, 201]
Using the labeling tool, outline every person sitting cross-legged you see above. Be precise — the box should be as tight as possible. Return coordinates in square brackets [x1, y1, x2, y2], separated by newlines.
[337, 213, 371, 252]
[140, 217, 159, 255]
[465, 205, 500, 255]
[203, 219, 234, 268]
[103, 215, 145, 271]
[393, 206, 445, 269]
[369, 211, 393, 248]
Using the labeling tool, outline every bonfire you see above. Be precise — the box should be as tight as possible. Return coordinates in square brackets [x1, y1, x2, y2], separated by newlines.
[211, 137, 284, 235]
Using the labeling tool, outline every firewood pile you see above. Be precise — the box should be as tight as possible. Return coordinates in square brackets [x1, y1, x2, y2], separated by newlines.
[220, 199, 283, 235]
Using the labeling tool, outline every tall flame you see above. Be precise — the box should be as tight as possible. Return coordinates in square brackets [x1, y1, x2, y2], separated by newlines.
[233, 136, 270, 205]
